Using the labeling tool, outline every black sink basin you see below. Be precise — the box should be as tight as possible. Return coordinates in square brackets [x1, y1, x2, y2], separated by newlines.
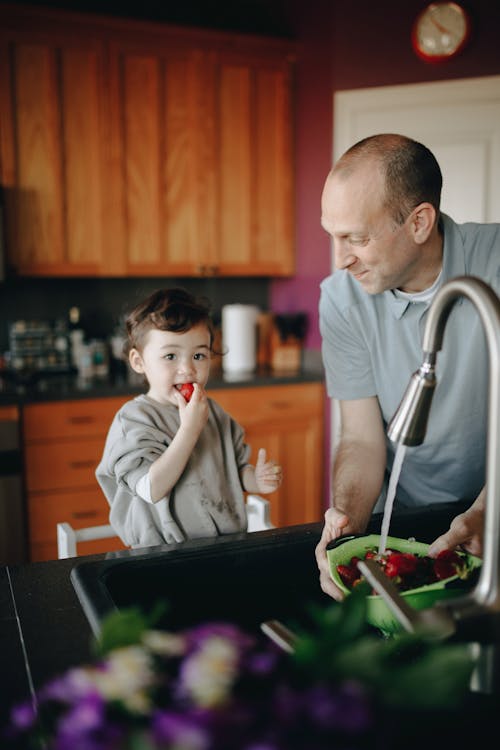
[71, 523, 327, 636]
[71, 502, 470, 638]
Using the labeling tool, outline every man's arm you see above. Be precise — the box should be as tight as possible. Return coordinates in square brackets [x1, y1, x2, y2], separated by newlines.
[316, 396, 387, 599]
[332, 396, 387, 529]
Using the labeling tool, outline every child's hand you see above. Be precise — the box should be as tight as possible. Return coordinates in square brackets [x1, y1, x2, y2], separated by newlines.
[174, 383, 209, 434]
[254, 448, 282, 493]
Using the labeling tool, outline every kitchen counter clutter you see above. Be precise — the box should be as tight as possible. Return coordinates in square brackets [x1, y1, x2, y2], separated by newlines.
[0, 363, 324, 405]
[0, 365, 325, 561]
[1, 504, 495, 746]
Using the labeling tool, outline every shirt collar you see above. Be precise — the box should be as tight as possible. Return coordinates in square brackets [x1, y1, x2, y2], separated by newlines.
[385, 213, 465, 319]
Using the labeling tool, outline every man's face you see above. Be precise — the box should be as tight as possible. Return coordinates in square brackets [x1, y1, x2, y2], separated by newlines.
[321, 162, 422, 295]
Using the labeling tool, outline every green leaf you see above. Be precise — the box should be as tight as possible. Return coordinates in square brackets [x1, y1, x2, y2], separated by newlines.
[291, 588, 473, 712]
[94, 602, 168, 657]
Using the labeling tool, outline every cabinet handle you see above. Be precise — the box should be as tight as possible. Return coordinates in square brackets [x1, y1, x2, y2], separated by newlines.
[71, 510, 99, 520]
[68, 416, 95, 425]
[69, 460, 96, 469]
[270, 401, 291, 410]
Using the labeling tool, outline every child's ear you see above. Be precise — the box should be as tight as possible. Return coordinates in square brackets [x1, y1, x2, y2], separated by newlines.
[129, 348, 145, 374]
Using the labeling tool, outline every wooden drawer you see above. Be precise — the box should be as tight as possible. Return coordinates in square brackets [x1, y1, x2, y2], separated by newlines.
[22, 397, 128, 441]
[24, 437, 105, 492]
[0, 405, 19, 421]
[209, 382, 323, 426]
[28, 487, 110, 543]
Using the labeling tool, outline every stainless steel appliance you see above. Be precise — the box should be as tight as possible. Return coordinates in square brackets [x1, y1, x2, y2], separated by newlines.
[0, 405, 27, 563]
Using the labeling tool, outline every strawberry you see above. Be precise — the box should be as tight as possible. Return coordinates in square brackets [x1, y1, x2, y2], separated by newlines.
[433, 549, 463, 580]
[178, 383, 194, 402]
[385, 551, 418, 577]
[336, 563, 360, 588]
[341, 545, 471, 592]
[384, 561, 400, 578]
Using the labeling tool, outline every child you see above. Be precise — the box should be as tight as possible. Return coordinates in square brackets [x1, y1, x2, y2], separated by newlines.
[96, 288, 282, 548]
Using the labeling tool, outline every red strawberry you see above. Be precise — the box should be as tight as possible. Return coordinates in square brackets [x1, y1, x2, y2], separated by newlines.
[436, 549, 461, 565]
[179, 383, 194, 402]
[433, 559, 457, 580]
[386, 551, 418, 577]
[384, 561, 400, 578]
[433, 549, 463, 580]
[336, 564, 360, 589]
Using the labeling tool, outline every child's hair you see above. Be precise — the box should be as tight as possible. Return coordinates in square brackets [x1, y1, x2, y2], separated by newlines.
[124, 288, 216, 356]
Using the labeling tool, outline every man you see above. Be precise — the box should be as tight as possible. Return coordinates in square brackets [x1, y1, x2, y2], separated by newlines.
[315, 133, 499, 600]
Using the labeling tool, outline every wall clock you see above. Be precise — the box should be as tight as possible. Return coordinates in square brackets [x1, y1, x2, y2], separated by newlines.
[411, 2, 471, 63]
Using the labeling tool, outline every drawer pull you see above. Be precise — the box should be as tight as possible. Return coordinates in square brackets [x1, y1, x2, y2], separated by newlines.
[71, 510, 99, 520]
[68, 416, 96, 425]
[69, 460, 96, 469]
[270, 401, 291, 409]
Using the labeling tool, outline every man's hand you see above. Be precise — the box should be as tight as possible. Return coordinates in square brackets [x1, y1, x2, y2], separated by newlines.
[254, 448, 282, 493]
[315, 507, 351, 601]
[428, 500, 484, 558]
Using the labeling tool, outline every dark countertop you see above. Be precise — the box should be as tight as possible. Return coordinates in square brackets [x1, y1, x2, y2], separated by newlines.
[0, 362, 325, 406]
[2, 500, 492, 734]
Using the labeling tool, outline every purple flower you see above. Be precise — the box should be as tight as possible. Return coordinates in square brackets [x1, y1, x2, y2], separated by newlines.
[10, 699, 37, 730]
[152, 709, 209, 750]
[39, 668, 91, 704]
[185, 622, 254, 654]
[306, 680, 373, 733]
[51, 690, 125, 750]
[245, 648, 281, 677]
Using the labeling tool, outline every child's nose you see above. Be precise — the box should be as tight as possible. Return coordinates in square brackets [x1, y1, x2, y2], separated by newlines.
[178, 358, 195, 374]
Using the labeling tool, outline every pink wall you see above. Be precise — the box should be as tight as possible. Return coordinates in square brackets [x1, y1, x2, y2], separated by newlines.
[270, 0, 500, 351]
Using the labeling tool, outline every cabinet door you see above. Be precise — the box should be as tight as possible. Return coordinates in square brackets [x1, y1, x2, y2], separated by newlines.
[210, 383, 324, 527]
[108, 38, 217, 276]
[215, 51, 295, 276]
[0, 22, 114, 275]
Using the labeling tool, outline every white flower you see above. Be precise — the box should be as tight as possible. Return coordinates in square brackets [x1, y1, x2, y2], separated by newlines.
[83, 645, 155, 714]
[181, 637, 239, 708]
[142, 629, 186, 657]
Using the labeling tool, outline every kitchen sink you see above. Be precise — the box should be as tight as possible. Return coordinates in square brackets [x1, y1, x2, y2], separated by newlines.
[71, 524, 325, 637]
[71, 502, 470, 638]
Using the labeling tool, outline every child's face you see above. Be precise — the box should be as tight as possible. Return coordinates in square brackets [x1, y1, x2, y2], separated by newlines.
[129, 323, 211, 405]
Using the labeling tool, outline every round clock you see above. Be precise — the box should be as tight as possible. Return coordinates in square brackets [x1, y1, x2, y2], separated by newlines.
[411, 2, 471, 63]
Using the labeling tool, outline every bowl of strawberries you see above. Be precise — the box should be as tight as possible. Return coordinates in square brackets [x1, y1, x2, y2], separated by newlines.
[326, 534, 482, 635]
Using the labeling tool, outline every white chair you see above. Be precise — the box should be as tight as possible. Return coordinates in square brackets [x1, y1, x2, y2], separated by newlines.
[57, 494, 274, 559]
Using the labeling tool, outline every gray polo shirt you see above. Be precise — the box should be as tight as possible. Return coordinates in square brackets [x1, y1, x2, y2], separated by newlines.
[319, 214, 500, 508]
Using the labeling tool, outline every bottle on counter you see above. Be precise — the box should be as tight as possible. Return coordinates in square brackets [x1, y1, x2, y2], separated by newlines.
[68, 307, 85, 371]
[89, 339, 109, 378]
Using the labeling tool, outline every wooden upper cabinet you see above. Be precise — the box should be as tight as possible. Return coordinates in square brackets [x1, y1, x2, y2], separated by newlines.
[0, 5, 296, 277]
[0, 22, 116, 276]
[215, 52, 294, 276]
[108, 40, 217, 276]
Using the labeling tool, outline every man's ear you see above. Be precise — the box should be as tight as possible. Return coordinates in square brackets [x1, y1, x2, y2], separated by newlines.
[129, 348, 144, 374]
[410, 203, 436, 244]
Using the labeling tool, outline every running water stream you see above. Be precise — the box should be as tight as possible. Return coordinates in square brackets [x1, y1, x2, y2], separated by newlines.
[378, 442, 407, 556]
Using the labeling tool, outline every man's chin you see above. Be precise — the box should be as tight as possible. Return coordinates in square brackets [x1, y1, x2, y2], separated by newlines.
[355, 275, 380, 295]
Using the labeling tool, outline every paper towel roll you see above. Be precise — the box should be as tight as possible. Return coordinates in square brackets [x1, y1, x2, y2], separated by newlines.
[222, 304, 259, 374]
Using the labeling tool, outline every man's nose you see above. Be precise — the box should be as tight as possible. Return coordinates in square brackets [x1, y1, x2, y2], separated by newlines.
[333, 240, 356, 270]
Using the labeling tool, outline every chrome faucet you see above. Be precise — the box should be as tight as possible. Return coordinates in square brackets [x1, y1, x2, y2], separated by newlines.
[387, 276, 500, 625]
